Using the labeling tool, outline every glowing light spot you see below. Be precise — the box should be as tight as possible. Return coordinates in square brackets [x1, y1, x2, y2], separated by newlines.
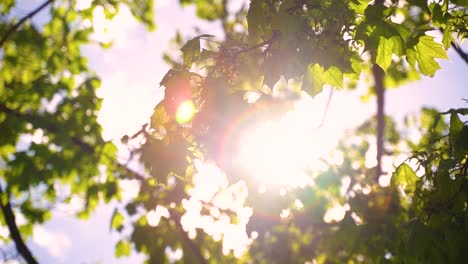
[323, 204, 348, 223]
[176, 100, 195, 124]
[235, 96, 335, 187]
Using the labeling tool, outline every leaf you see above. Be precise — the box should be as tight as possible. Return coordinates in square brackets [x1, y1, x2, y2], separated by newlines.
[160, 69, 177, 87]
[272, 76, 288, 96]
[115, 240, 131, 258]
[150, 102, 170, 128]
[449, 112, 466, 158]
[303, 65, 343, 97]
[180, 37, 200, 67]
[455, 126, 468, 159]
[451, 0, 468, 7]
[391, 35, 405, 56]
[442, 28, 453, 49]
[323, 66, 343, 88]
[376, 37, 394, 72]
[197, 34, 216, 39]
[406, 35, 448, 76]
[303, 64, 326, 97]
[247, 0, 266, 43]
[449, 112, 463, 144]
[392, 163, 419, 193]
[180, 34, 215, 67]
[111, 209, 125, 232]
[121, 135, 129, 144]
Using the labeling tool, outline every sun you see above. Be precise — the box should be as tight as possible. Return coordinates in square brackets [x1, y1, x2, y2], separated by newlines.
[176, 100, 196, 124]
[235, 95, 335, 187]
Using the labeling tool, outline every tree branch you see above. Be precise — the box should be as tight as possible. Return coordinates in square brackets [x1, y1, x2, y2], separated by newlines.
[221, 0, 229, 39]
[234, 30, 280, 55]
[451, 41, 468, 66]
[0, 186, 38, 264]
[372, 64, 385, 182]
[169, 210, 207, 264]
[0, 0, 54, 48]
[438, 28, 468, 67]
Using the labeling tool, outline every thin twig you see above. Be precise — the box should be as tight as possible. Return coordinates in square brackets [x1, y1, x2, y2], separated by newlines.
[234, 30, 280, 55]
[317, 88, 334, 128]
[0, 0, 54, 48]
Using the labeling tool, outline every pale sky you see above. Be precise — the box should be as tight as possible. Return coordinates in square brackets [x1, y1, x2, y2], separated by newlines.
[6, 0, 467, 263]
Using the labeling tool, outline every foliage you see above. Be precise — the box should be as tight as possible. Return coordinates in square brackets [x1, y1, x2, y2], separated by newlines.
[0, 0, 154, 262]
[114, 0, 467, 263]
[0, 0, 467, 263]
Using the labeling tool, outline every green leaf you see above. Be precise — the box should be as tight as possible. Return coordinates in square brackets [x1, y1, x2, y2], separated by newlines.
[180, 37, 200, 67]
[376, 37, 394, 72]
[449, 112, 467, 158]
[392, 163, 419, 193]
[180, 34, 215, 67]
[442, 28, 453, 50]
[150, 102, 170, 128]
[303, 64, 343, 97]
[247, 0, 267, 43]
[303, 64, 326, 97]
[406, 36, 448, 76]
[111, 209, 125, 232]
[323, 66, 343, 88]
[449, 112, 463, 144]
[0, 0, 14, 14]
[451, 0, 468, 7]
[115, 240, 132, 258]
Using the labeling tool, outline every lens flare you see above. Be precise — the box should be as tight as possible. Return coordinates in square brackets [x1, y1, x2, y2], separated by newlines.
[233, 96, 335, 187]
[176, 100, 195, 124]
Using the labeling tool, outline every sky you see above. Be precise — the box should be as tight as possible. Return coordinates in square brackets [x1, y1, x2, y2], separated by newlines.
[4, 0, 468, 263]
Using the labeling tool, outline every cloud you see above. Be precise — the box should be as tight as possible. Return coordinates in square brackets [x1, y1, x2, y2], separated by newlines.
[33, 226, 71, 257]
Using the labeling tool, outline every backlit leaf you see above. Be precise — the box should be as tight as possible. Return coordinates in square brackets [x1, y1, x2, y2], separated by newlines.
[111, 209, 125, 232]
[115, 240, 131, 258]
[324, 66, 343, 88]
[406, 36, 448, 76]
[376, 37, 394, 72]
[392, 163, 419, 193]
[303, 64, 326, 97]
[180, 37, 201, 67]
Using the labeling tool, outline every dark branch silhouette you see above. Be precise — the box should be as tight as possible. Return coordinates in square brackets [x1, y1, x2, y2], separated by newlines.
[451, 41, 468, 66]
[438, 28, 468, 67]
[0, 0, 54, 48]
[0, 186, 38, 264]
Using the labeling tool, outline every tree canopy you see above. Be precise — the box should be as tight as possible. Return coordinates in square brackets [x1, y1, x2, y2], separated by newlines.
[0, 0, 467, 263]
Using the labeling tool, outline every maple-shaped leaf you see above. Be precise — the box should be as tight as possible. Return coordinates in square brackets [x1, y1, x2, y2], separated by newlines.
[406, 35, 448, 77]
